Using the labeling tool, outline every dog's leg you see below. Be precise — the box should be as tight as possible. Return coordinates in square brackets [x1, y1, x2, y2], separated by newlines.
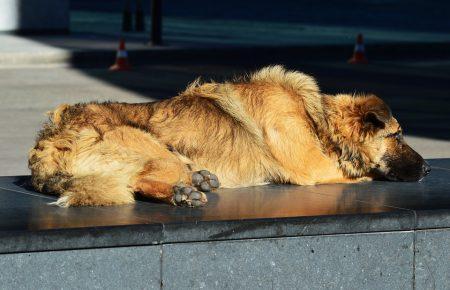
[133, 159, 219, 207]
[81, 125, 220, 207]
[285, 165, 373, 185]
[135, 179, 207, 207]
[312, 176, 372, 185]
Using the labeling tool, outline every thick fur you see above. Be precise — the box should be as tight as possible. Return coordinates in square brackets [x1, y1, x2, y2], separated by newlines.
[28, 65, 423, 207]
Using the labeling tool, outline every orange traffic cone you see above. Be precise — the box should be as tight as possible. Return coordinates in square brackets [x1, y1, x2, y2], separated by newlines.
[109, 39, 131, 71]
[348, 34, 368, 64]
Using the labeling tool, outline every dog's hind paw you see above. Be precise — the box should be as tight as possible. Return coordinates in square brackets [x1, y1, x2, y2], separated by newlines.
[191, 170, 220, 192]
[172, 185, 207, 207]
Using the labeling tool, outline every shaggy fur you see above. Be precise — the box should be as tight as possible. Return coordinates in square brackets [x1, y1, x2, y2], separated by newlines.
[28, 65, 425, 207]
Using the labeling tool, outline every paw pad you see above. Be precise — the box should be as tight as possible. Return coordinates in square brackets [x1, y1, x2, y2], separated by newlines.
[192, 170, 220, 192]
[173, 185, 207, 207]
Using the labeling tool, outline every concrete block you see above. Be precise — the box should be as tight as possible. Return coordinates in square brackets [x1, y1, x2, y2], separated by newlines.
[0, 246, 161, 289]
[162, 231, 414, 290]
[415, 229, 450, 290]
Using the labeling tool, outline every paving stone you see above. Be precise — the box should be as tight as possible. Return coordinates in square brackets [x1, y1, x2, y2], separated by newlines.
[162, 231, 414, 290]
[0, 245, 161, 290]
[415, 229, 450, 290]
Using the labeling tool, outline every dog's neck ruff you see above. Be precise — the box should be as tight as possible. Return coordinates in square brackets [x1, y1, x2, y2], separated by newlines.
[313, 95, 371, 179]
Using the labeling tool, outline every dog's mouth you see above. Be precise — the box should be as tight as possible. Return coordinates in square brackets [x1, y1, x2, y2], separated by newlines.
[381, 166, 430, 182]
[385, 171, 400, 181]
[371, 164, 431, 182]
[373, 170, 404, 182]
[377, 142, 431, 182]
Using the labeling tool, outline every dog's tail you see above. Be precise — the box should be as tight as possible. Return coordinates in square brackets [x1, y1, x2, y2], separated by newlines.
[47, 174, 134, 207]
[30, 170, 134, 207]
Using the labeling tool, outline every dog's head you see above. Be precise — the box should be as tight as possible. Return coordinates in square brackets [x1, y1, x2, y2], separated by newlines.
[331, 94, 430, 182]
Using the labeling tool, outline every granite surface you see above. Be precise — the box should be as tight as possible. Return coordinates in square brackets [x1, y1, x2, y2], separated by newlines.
[163, 232, 414, 290]
[0, 158, 448, 253]
[0, 245, 161, 289]
[415, 228, 450, 290]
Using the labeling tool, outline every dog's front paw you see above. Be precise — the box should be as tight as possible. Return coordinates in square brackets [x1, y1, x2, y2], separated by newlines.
[191, 170, 220, 192]
[172, 185, 207, 207]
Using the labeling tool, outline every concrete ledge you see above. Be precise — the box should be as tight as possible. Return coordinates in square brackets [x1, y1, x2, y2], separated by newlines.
[0, 159, 449, 288]
[2, 230, 449, 289]
[415, 228, 450, 290]
[163, 231, 414, 289]
[0, 245, 161, 289]
[0, 158, 449, 254]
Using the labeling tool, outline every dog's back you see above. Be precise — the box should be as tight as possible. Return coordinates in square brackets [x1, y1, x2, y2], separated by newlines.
[28, 66, 328, 207]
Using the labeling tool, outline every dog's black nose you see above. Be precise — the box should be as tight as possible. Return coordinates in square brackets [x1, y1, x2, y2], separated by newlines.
[422, 163, 431, 176]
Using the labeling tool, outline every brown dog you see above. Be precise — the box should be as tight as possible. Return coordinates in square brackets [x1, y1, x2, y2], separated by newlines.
[28, 66, 430, 207]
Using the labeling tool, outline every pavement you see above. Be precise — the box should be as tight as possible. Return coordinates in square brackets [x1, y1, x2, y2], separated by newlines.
[1, 9, 450, 67]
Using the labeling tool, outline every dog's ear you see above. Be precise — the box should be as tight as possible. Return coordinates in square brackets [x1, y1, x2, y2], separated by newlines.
[363, 109, 389, 129]
[359, 95, 392, 131]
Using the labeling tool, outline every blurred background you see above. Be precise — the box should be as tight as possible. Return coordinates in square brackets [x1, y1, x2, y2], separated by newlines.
[0, 0, 449, 175]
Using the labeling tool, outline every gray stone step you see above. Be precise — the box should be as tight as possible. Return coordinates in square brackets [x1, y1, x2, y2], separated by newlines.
[0, 159, 449, 289]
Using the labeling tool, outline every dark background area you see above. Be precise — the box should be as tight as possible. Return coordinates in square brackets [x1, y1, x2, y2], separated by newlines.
[71, 0, 450, 32]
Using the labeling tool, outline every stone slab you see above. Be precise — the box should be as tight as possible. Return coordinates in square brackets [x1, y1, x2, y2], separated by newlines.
[415, 228, 450, 290]
[0, 245, 161, 289]
[162, 212, 414, 244]
[428, 159, 450, 170]
[0, 176, 414, 253]
[303, 160, 450, 230]
[0, 224, 162, 254]
[162, 231, 414, 290]
[415, 209, 450, 230]
[303, 161, 450, 212]
[0, 159, 448, 253]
